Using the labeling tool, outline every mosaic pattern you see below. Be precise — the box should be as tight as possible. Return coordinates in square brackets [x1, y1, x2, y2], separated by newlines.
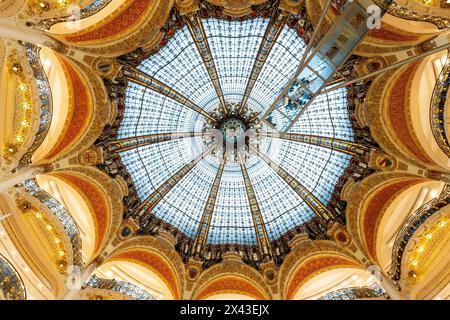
[117, 15, 355, 246]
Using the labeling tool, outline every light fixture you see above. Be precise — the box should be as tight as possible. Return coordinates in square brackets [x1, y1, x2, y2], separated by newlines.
[12, 64, 22, 73]
[425, 233, 432, 239]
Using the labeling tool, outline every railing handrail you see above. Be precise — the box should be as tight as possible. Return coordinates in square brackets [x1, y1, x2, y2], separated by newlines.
[0, 253, 27, 300]
[372, 0, 450, 29]
[430, 49, 450, 157]
[389, 184, 450, 282]
[22, 178, 83, 267]
[86, 275, 156, 300]
[318, 283, 385, 300]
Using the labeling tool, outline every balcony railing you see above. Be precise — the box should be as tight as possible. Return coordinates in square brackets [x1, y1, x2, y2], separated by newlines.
[0, 254, 26, 300]
[430, 49, 450, 157]
[35, 0, 113, 30]
[85, 275, 155, 300]
[389, 184, 450, 283]
[17, 44, 53, 169]
[372, 0, 450, 29]
[318, 284, 385, 300]
[22, 178, 83, 267]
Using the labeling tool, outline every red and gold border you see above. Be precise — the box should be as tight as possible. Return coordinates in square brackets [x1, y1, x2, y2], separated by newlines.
[44, 55, 93, 161]
[286, 255, 361, 299]
[194, 276, 269, 300]
[361, 179, 424, 261]
[385, 62, 434, 166]
[110, 249, 180, 299]
[63, 0, 154, 44]
[50, 172, 110, 254]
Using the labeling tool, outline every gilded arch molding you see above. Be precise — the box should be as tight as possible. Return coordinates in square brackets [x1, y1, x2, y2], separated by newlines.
[345, 171, 431, 264]
[38, 54, 110, 163]
[190, 254, 273, 300]
[105, 235, 186, 300]
[278, 240, 363, 299]
[50, 0, 174, 57]
[48, 166, 123, 260]
[365, 62, 440, 170]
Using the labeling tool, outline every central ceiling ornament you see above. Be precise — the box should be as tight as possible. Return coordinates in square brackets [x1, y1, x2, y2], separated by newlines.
[203, 102, 264, 162]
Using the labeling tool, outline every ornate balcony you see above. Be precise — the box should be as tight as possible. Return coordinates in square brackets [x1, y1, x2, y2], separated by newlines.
[0, 254, 26, 300]
[372, 0, 450, 29]
[22, 178, 83, 267]
[430, 49, 450, 157]
[389, 184, 450, 283]
[318, 284, 386, 300]
[85, 275, 155, 300]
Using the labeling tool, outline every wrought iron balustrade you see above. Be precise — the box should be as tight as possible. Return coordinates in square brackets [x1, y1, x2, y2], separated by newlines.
[22, 178, 83, 267]
[372, 0, 450, 29]
[318, 284, 385, 300]
[389, 184, 450, 283]
[430, 49, 450, 157]
[86, 275, 155, 300]
[0, 254, 26, 300]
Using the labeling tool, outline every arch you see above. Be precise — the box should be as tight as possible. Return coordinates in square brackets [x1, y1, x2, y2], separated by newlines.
[35, 174, 97, 263]
[49, 0, 174, 56]
[194, 275, 269, 300]
[356, 14, 440, 56]
[365, 62, 444, 169]
[376, 180, 445, 273]
[42, 166, 123, 261]
[409, 50, 450, 170]
[291, 267, 376, 300]
[32, 53, 110, 162]
[106, 236, 185, 300]
[190, 254, 272, 300]
[279, 240, 363, 299]
[346, 172, 433, 264]
[93, 259, 171, 299]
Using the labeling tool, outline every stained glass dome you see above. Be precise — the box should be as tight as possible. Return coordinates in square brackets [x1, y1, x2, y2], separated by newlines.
[114, 11, 354, 248]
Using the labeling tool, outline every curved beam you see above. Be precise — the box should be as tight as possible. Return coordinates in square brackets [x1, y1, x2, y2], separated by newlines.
[105, 132, 208, 153]
[237, 152, 272, 260]
[260, 131, 370, 156]
[134, 145, 216, 224]
[250, 145, 335, 222]
[239, 10, 288, 111]
[192, 155, 226, 257]
[184, 13, 227, 112]
[122, 65, 214, 121]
